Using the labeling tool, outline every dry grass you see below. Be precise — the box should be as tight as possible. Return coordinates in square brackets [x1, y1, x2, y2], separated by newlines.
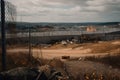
[65, 60, 120, 80]
[85, 54, 120, 69]
[0, 52, 40, 72]
[75, 70, 120, 80]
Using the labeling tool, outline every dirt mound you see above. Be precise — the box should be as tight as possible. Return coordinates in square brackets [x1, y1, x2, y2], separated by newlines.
[90, 40, 120, 53]
[112, 41, 120, 45]
[66, 40, 120, 54]
[45, 39, 120, 54]
[48, 43, 78, 49]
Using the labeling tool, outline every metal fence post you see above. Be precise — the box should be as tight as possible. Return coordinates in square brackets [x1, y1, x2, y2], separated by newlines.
[28, 27, 32, 62]
[1, 0, 6, 71]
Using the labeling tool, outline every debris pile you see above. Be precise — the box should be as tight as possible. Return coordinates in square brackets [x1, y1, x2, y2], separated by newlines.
[0, 65, 67, 80]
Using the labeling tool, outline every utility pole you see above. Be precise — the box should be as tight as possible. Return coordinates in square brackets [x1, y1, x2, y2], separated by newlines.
[1, 0, 6, 71]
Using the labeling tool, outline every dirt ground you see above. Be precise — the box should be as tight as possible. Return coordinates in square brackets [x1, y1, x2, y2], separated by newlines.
[1, 39, 120, 79]
[7, 39, 120, 59]
[7, 48, 108, 59]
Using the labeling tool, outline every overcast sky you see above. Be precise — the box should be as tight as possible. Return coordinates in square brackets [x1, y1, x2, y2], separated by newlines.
[6, 0, 120, 22]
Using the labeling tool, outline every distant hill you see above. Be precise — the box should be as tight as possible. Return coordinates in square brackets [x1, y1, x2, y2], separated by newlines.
[16, 22, 120, 28]
[0, 22, 120, 32]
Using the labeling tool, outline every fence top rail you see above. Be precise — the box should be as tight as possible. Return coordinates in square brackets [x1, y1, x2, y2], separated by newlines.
[0, 29, 120, 38]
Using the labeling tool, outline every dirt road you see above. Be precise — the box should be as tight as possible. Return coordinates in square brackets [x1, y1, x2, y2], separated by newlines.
[7, 48, 109, 59]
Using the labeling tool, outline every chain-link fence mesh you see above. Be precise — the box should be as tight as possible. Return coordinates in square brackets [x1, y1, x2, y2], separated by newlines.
[0, 1, 40, 72]
[5, 1, 16, 34]
[0, 0, 17, 71]
[0, 1, 16, 39]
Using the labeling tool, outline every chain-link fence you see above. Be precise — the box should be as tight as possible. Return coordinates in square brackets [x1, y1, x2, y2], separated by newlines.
[0, 0, 41, 72]
[0, 0, 17, 71]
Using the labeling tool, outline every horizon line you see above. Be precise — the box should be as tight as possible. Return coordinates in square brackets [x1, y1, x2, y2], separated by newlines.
[15, 21, 120, 23]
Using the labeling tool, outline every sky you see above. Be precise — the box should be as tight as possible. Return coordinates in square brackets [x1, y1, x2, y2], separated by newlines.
[6, 0, 120, 22]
